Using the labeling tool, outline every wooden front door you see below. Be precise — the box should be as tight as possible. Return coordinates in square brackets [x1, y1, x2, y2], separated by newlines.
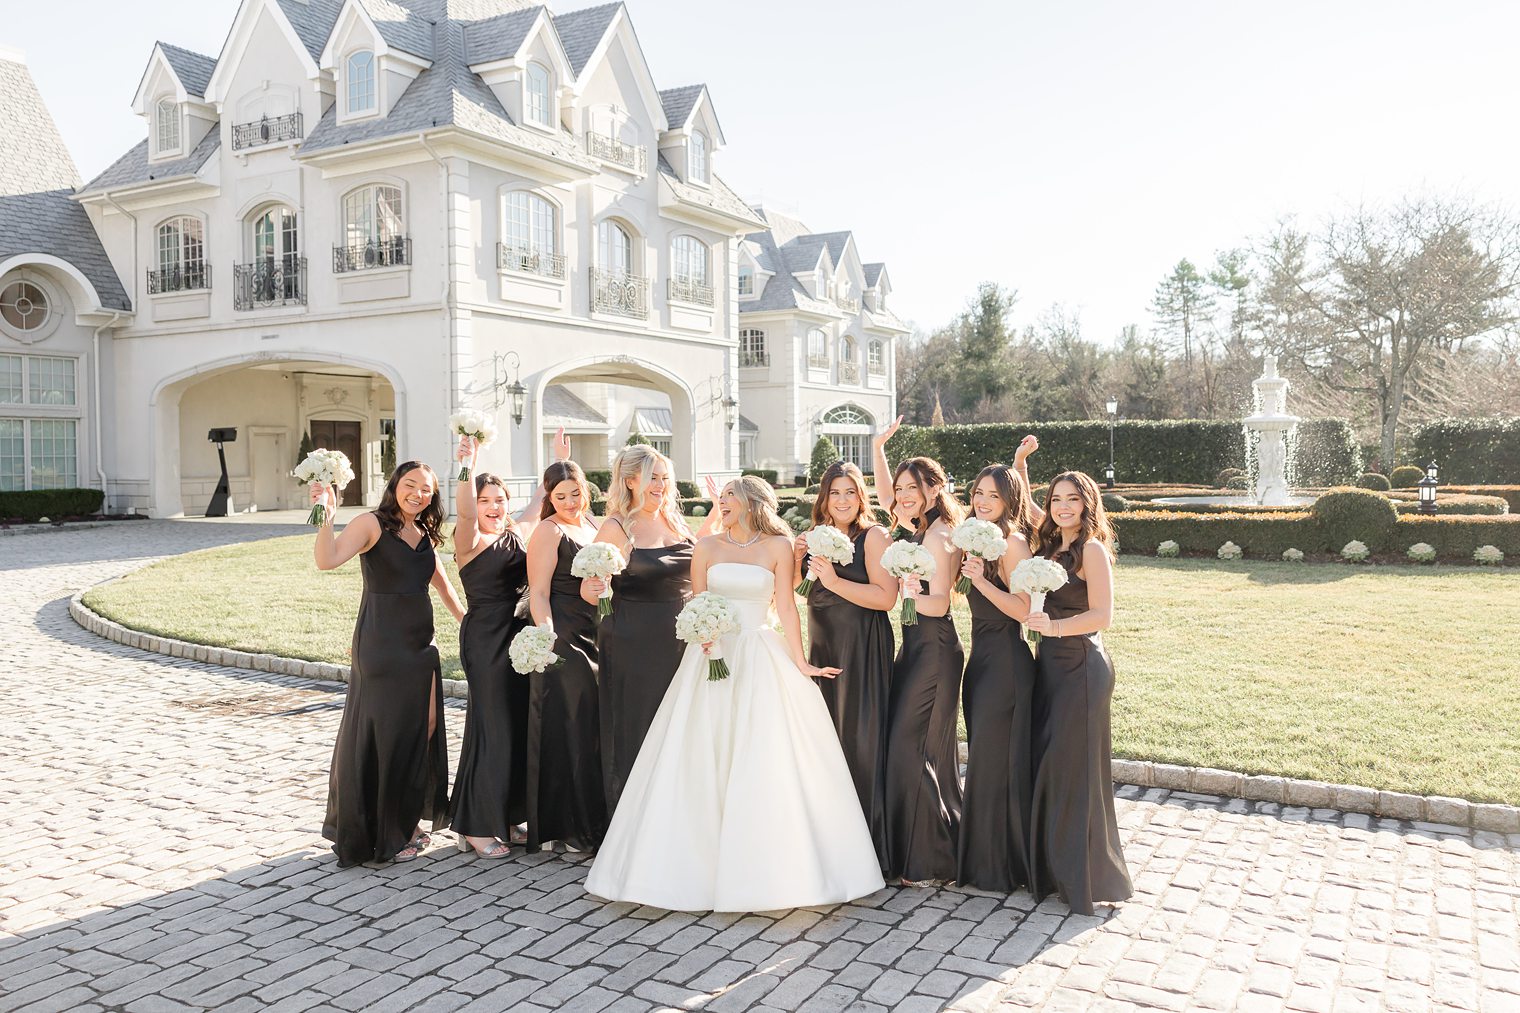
[309, 420, 363, 505]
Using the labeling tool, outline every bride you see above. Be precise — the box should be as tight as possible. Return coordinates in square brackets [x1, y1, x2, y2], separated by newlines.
[586, 477, 886, 912]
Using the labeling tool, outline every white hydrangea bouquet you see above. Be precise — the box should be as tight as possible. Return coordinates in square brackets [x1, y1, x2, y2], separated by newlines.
[449, 409, 499, 482]
[795, 524, 855, 596]
[292, 448, 355, 527]
[508, 622, 560, 674]
[1010, 556, 1069, 647]
[951, 518, 1008, 594]
[676, 591, 741, 680]
[571, 543, 626, 621]
[880, 540, 936, 626]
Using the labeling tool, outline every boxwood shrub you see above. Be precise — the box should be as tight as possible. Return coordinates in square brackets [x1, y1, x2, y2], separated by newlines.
[1387, 492, 1508, 515]
[1311, 487, 1399, 551]
[1356, 472, 1392, 491]
[1412, 417, 1520, 484]
[1114, 511, 1311, 558]
[1442, 485, 1520, 512]
[0, 488, 105, 523]
[1390, 465, 1424, 489]
[583, 470, 611, 493]
[1397, 514, 1520, 558]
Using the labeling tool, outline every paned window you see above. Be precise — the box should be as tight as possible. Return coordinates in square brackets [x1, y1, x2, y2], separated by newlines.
[347, 51, 376, 114]
[27, 357, 76, 406]
[689, 131, 708, 183]
[526, 63, 552, 126]
[869, 339, 886, 373]
[807, 328, 828, 368]
[739, 328, 767, 367]
[155, 99, 180, 153]
[28, 418, 77, 489]
[0, 354, 21, 403]
[0, 282, 49, 332]
[737, 266, 753, 296]
[504, 192, 556, 253]
[671, 236, 708, 286]
[598, 220, 633, 274]
[0, 419, 22, 491]
[830, 434, 866, 469]
[343, 185, 404, 249]
[822, 404, 871, 426]
[156, 217, 207, 289]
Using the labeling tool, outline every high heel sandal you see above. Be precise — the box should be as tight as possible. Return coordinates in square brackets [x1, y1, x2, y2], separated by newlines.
[393, 831, 431, 863]
[455, 835, 511, 859]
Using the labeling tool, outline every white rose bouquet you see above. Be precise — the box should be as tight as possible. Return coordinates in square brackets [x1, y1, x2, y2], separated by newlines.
[449, 410, 499, 482]
[1010, 556, 1069, 647]
[292, 449, 356, 527]
[571, 542, 627, 621]
[951, 518, 1008, 594]
[508, 622, 560, 674]
[880, 540, 937, 626]
[675, 591, 741, 680]
[795, 524, 855, 596]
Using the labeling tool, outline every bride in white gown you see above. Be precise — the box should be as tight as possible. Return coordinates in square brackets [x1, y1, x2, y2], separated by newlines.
[586, 477, 886, 912]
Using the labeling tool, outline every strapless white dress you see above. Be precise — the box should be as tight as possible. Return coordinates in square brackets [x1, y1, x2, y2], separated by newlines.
[586, 561, 886, 911]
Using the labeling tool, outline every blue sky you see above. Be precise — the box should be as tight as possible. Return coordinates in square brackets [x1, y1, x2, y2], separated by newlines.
[12, 1, 1520, 341]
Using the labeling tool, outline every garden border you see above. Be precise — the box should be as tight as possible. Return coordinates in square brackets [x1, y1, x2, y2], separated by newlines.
[69, 586, 1520, 834]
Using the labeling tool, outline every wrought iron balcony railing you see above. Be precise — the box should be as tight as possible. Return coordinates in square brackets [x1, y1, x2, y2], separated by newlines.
[590, 267, 648, 319]
[667, 275, 714, 307]
[807, 353, 830, 369]
[841, 361, 860, 384]
[231, 112, 303, 151]
[835, 295, 861, 313]
[739, 350, 770, 368]
[497, 243, 566, 279]
[234, 257, 307, 310]
[868, 360, 887, 376]
[587, 133, 646, 175]
[147, 263, 210, 294]
[332, 237, 411, 273]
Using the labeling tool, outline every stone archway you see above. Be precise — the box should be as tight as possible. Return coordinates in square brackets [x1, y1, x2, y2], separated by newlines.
[531, 355, 697, 479]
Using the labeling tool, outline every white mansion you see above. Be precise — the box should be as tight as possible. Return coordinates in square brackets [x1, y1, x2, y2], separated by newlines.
[0, 0, 901, 515]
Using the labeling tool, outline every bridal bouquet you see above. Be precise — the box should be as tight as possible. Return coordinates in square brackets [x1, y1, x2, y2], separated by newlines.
[571, 542, 626, 621]
[880, 540, 936, 626]
[1010, 556, 1068, 647]
[951, 518, 1008, 595]
[676, 592, 740, 680]
[508, 622, 560, 674]
[292, 449, 355, 527]
[449, 409, 499, 482]
[795, 524, 854, 597]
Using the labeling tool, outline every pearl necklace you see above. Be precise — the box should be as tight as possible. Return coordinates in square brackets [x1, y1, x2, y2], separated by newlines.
[724, 528, 762, 548]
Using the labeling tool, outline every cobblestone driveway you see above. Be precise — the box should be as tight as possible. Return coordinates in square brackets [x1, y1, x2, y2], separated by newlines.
[2, 520, 1517, 1012]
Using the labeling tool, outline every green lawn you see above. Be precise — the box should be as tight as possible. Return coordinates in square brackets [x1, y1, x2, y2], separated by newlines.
[83, 537, 1520, 804]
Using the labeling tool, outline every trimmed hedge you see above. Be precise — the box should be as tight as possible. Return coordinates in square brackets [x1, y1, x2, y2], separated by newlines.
[1391, 465, 1424, 489]
[1387, 493, 1509, 516]
[1356, 472, 1392, 491]
[584, 470, 612, 493]
[1101, 493, 1130, 513]
[1311, 488, 1399, 552]
[741, 469, 779, 485]
[1412, 417, 1520, 484]
[1443, 485, 1520, 513]
[1115, 511, 1520, 560]
[1396, 515, 1520, 558]
[882, 418, 1359, 488]
[675, 480, 700, 499]
[0, 488, 105, 523]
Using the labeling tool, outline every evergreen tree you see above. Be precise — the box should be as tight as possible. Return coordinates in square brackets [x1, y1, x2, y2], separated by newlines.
[809, 436, 840, 484]
[296, 430, 314, 468]
[626, 429, 650, 447]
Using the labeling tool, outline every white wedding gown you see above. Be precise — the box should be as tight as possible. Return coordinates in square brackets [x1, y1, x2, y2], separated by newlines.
[586, 561, 886, 912]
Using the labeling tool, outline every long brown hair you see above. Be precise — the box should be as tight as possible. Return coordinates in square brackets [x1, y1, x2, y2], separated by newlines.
[375, 461, 445, 546]
[811, 462, 874, 537]
[1033, 470, 1114, 572]
[971, 464, 1034, 544]
[893, 456, 963, 531]
[539, 460, 593, 522]
[474, 471, 516, 531]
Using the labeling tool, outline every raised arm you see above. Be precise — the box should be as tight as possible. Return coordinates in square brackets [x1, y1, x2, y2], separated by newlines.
[693, 475, 723, 539]
[912, 520, 959, 619]
[1012, 434, 1045, 527]
[961, 532, 1033, 622]
[431, 552, 465, 623]
[582, 517, 628, 606]
[312, 485, 380, 570]
[526, 521, 560, 628]
[514, 427, 570, 538]
[770, 538, 840, 679]
[871, 415, 903, 518]
[811, 525, 898, 612]
[454, 435, 484, 562]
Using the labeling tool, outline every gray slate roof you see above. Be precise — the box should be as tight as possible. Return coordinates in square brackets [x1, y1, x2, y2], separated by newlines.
[0, 54, 81, 196]
[741, 208, 893, 318]
[361, 0, 438, 59]
[81, 124, 220, 193]
[552, 2, 620, 77]
[655, 154, 763, 229]
[737, 413, 758, 434]
[658, 85, 703, 129]
[158, 43, 217, 98]
[462, 6, 543, 65]
[542, 384, 607, 427]
[632, 406, 672, 437]
[274, 0, 345, 61]
[0, 190, 131, 310]
[863, 262, 885, 286]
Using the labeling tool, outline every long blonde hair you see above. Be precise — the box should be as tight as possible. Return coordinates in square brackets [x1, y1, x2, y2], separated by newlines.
[605, 444, 689, 542]
[722, 475, 789, 538]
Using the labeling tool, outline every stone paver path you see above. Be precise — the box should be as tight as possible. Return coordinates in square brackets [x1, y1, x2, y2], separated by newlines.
[2, 521, 1518, 1013]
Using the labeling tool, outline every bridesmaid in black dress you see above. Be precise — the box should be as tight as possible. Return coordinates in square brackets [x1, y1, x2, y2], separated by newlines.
[793, 461, 897, 870]
[581, 446, 719, 815]
[524, 460, 607, 852]
[873, 419, 965, 885]
[312, 462, 465, 867]
[1024, 471, 1133, 914]
[955, 464, 1039, 892]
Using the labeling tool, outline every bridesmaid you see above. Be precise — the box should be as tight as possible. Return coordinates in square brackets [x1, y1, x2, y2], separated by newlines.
[582, 447, 719, 815]
[872, 418, 965, 885]
[955, 464, 1038, 892]
[445, 430, 563, 858]
[524, 459, 607, 852]
[1023, 471, 1133, 914]
[313, 462, 464, 867]
[792, 461, 897, 870]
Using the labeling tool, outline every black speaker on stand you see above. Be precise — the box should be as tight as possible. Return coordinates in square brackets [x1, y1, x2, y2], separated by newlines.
[206, 427, 238, 517]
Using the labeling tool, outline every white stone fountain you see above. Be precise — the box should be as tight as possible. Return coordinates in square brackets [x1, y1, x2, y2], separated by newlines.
[1244, 355, 1299, 506]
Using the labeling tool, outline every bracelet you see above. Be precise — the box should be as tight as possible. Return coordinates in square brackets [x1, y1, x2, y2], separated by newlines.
[1053, 620, 1062, 637]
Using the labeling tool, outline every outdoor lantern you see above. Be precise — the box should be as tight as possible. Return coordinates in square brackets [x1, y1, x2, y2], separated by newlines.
[1105, 466, 1115, 488]
[1418, 462, 1439, 515]
[493, 351, 527, 426]
[1105, 397, 1118, 488]
[507, 379, 527, 427]
[1106, 398, 1118, 416]
[723, 394, 739, 430]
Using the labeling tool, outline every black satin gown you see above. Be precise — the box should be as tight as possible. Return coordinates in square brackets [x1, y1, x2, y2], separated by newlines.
[323, 520, 449, 867]
[526, 526, 607, 852]
[448, 529, 531, 839]
[805, 527, 894, 871]
[1028, 558, 1133, 914]
[598, 540, 693, 815]
[881, 508, 965, 882]
[956, 570, 1038, 892]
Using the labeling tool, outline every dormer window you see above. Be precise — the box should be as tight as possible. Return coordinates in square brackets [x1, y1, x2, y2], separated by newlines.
[346, 51, 377, 115]
[154, 99, 181, 155]
[737, 266, 753, 296]
[525, 63, 552, 127]
[689, 131, 708, 183]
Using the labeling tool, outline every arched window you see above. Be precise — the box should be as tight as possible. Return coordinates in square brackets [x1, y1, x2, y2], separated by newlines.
[671, 236, 708, 286]
[346, 51, 376, 114]
[868, 339, 886, 375]
[0, 282, 49, 333]
[525, 63, 552, 126]
[688, 131, 708, 183]
[840, 336, 859, 383]
[500, 191, 562, 278]
[821, 404, 873, 468]
[593, 220, 645, 318]
[822, 404, 872, 426]
[739, 327, 767, 367]
[250, 206, 301, 301]
[343, 184, 404, 253]
[806, 327, 828, 368]
[598, 220, 633, 275]
[155, 99, 180, 154]
[154, 216, 207, 292]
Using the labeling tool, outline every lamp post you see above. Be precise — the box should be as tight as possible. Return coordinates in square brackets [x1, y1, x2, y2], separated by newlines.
[1418, 461, 1439, 515]
[1105, 397, 1118, 489]
[492, 352, 527, 427]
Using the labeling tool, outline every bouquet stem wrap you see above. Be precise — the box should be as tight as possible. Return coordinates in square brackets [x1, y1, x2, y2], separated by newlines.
[900, 580, 919, 626]
[307, 498, 328, 528]
[1027, 590, 1046, 646]
[597, 584, 614, 621]
[703, 642, 730, 681]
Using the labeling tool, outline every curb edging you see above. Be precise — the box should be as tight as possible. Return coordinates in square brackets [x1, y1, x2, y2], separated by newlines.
[70, 591, 1520, 834]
